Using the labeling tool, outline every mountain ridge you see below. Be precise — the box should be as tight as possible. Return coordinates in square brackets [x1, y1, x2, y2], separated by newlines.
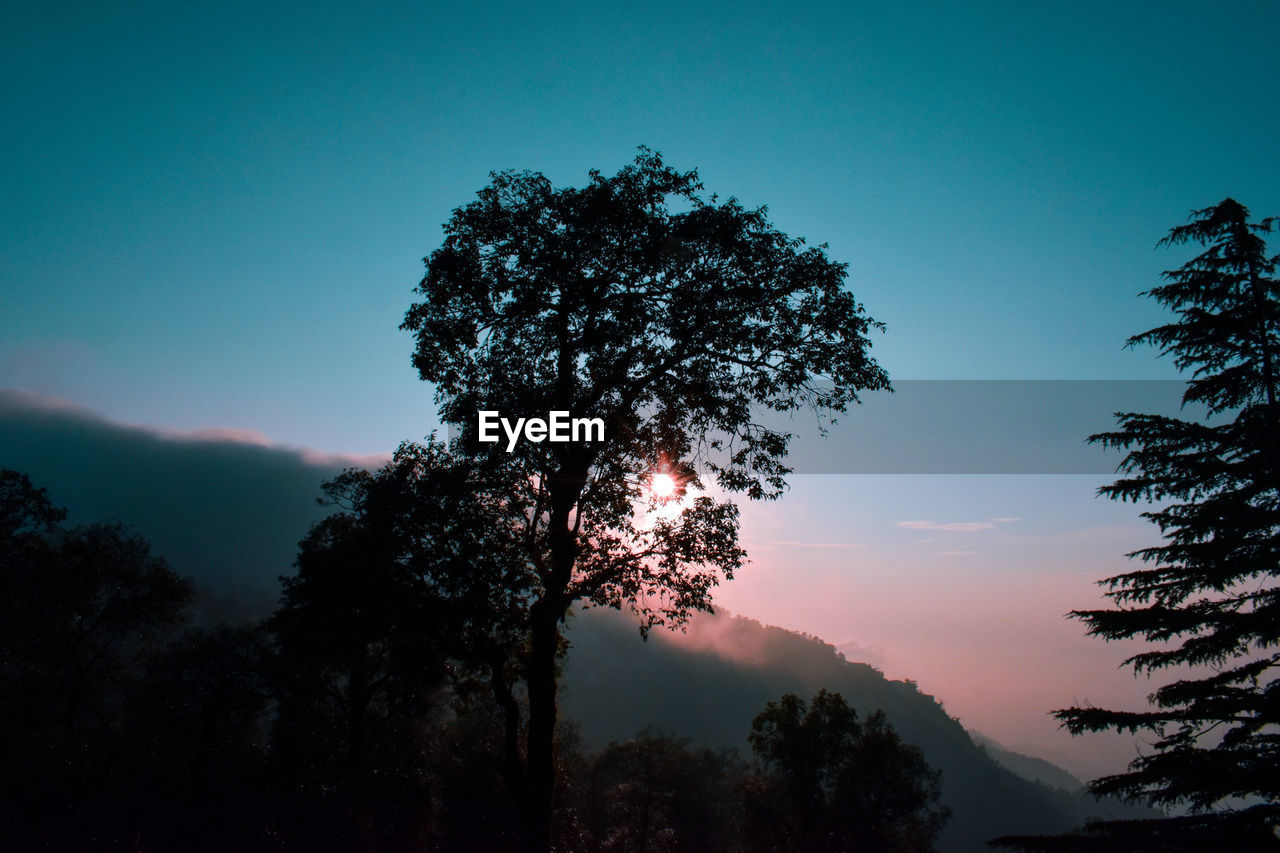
[561, 607, 1153, 853]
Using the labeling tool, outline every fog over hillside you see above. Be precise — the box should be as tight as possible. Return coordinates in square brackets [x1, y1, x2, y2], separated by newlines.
[1, 388, 1155, 850]
[0, 389, 373, 611]
[561, 607, 1153, 853]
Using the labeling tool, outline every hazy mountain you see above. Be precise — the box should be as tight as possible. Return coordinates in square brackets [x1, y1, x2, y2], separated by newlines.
[1, 391, 1152, 850]
[0, 389, 356, 613]
[968, 731, 1084, 793]
[562, 607, 1153, 853]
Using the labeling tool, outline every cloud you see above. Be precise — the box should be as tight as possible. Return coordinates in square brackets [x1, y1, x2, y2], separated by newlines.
[6, 389, 389, 469]
[836, 639, 888, 669]
[897, 516, 1023, 533]
[162, 425, 273, 446]
[897, 520, 994, 532]
[764, 540, 863, 549]
[0, 389, 386, 607]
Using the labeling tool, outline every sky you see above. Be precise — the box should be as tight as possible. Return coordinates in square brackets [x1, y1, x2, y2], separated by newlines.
[4, 0, 1279, 779]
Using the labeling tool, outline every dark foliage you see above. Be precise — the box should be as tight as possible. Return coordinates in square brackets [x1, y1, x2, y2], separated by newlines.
[122, 624, 276, 851]
[3, 466, 1128, 852]
[0, 470, 209, 849]
[745, 690, 948, 852]
[0, 467, 65, 546]
[562, 608, 1160, 851]
[402, 147, 888, 849]
[2, 519, 193, 745]
[996, 200, 1280, 850]
[268, 439, 534, 850]
[992, 809, 1280, 852]
[575, 730, 747, 852]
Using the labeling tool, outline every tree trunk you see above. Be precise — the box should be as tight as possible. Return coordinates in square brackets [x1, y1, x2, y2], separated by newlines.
[490, 649, 523, 794]
[523, 595, 559, 852]
[522, 492, 578, 852]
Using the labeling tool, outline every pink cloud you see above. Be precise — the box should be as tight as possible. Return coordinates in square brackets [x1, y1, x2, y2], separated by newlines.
[762, 540, 864, 549]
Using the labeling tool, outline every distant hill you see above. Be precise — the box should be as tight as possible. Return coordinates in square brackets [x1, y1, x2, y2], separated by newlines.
[0, 392, 1154, 850]
[968, 731, 1084, 793]
[0, 390, 351, 613]
[561, 607, 1154, 853]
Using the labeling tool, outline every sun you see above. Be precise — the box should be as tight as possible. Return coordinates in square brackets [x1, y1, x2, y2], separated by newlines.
[651, 472, 678, 499]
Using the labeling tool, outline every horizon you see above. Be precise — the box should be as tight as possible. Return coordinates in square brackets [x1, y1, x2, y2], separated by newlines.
[1, 386, 1165, 782]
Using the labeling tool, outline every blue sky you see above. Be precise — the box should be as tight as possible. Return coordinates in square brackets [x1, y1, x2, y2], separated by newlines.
[6, 0, 1279, 452]
[4, 1, 1278, 776]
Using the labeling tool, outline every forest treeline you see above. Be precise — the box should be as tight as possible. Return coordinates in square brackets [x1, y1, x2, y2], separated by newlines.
[6, 145, 1275, 852]
[0, 466, 948, 852]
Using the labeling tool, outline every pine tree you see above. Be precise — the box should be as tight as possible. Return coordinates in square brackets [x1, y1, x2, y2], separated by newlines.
[996, 199, 1280, 850]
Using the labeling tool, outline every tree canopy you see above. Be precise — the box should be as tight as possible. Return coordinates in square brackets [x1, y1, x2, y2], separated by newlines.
[746, 689, 948, 852]
[270, 439, 533, 798]
[401, 147, 889, 849]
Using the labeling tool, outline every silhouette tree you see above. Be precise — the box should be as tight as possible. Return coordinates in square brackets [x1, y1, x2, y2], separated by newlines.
[579, 729, 745, 852]
[402, 147, 888, 849]
[996, 200, 1280, 851]
[745, 690, 948, 853]
[7, 521, 192, 741]
[125, 623, 276, 851]
[0, 468, 67, 717]
[0, 467, 65, 548]
[0, 473, 200, 849]
[270, 439, 533, 847]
